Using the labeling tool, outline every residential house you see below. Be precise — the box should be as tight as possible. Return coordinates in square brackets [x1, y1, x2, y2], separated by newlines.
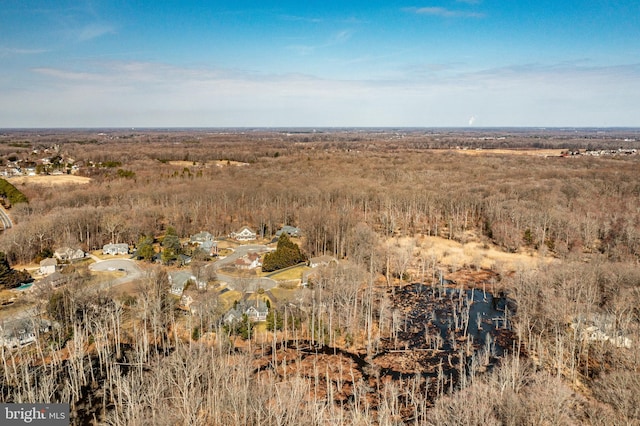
[309, 255, 337, 268]
[200, 240, 218, 256]
[54, 247, 85, 262]
[0, 319, 52, 349]
[168, 271, 205, 296]
[234, 252, 262, 270]
[36, 272, 67, 290]
[230, 226, 257, 241]
[190, 231, 214, 245]
[245, 300, 269, 322]
[39, 258, 57, 275]
[223, 306, 244, 324]
[223, 300, 269, 324]
[276, 226, 301, 238]
[189, 231, 218, 256]
[102, 243, 129, 255]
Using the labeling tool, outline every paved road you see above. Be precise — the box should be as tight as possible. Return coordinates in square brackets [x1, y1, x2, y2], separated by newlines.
[210, 244, 272, 270]
[215, 272, 277, 293]
[1, 258, 142, 331]
[0, 206, 12, 230]
[209, 244, 277, 292]
[89, 258, 143, 290]
[2, 246, 276, 333]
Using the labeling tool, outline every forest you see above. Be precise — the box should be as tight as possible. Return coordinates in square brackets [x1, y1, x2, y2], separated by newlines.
[0, 128, 639, 425]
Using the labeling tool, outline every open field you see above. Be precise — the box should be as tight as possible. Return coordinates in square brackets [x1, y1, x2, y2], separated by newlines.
[444, 148, 565, 157]
[8, 174, 92, 185]
[414, 234, 556, 272]
[168, 159, 249, 167]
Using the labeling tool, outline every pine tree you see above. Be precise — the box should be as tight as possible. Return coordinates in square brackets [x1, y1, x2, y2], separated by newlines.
[0, 251, 33, 289]
[262, 234, 307, 272]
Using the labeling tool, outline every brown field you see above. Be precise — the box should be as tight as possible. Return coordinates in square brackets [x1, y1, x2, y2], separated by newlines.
[414, 234, 556, 272]
[168, 160, 249, 167]
[437, 148, 565, 157]
[8, 174, 92, 185]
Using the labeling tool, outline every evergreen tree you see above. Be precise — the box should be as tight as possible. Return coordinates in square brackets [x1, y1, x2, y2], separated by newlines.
[136, 235, 155, 261]
[266, 308, 283, 331]
[0, 251, 33, 289]
[161, 226, 181, 264]
[262, 234, 307, 272]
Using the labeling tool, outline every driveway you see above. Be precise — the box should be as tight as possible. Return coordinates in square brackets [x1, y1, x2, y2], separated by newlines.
[208, 244, 277, 292]
[89, 258, 143, 290]
[210, 244, 272, 270]
[215, 272, 277, 293]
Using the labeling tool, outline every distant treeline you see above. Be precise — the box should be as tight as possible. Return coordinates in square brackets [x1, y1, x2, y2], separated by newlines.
[0, 178, 28, 205]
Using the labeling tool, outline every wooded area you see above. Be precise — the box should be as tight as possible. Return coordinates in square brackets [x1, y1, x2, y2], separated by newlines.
[0, 128, 639, 424]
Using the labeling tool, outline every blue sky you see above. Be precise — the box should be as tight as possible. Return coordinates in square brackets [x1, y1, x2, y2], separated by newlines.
[1, 0, 639, 127]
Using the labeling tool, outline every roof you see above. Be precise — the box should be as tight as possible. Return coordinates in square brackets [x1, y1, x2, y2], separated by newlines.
[236, 226, 256, 234]
[309, 255, 337, 266]
[37, 271, 66, 288]
[103, 243, 129, 249]
[190, 231, 214, 243]
[201, 240, 217, 250]
[224, 299, 269, 323]
[169, 271, 196, 287]
[40, 258, 57, 267]
[276, 226, 301, 236]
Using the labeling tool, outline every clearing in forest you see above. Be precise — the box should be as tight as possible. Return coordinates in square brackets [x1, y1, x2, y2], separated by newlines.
[8, 175, 92, 185]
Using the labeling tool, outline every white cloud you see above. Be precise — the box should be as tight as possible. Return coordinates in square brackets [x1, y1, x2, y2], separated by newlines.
[0, 47, 48, 57]
[405, 7, 485, 18]
[77, 22, 115, 41]
[2, 60, 639, 127]
[287, 29, 354, 55]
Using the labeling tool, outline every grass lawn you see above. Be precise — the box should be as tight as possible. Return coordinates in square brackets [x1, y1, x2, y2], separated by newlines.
[268, 287, 302, 303]
[218, 289, 242, 310]
[267, 265, 310, 281]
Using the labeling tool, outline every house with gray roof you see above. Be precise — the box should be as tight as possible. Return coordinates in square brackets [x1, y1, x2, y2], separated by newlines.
[190, 231, 214, 245]
[276, 226, 301, 238]
[102, 243, 129, 255]
[54, 247, 85, 262]
[223, 299, 269, 324]
[39, 258, 57, 275]
[169, 271, 206, 296]
[0, 319, 53, 349]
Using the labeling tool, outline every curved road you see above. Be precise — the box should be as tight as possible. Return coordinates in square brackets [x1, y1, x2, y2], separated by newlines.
[89, 258, 143, 290]
[209, 244, 277, 292]
[0, 206, 12, 230]
[2, 258, 143, 332]
[2, 246, 276, 331]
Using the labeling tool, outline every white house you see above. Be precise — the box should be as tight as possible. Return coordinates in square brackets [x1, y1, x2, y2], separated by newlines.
[231, 226, 257, 241]
[102, 243, 129, 255]
[39, 258, 57, 275]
